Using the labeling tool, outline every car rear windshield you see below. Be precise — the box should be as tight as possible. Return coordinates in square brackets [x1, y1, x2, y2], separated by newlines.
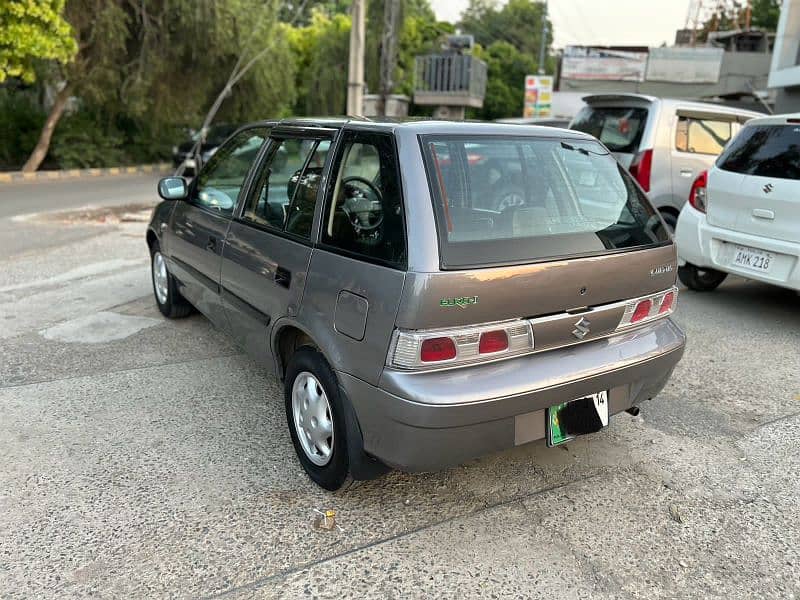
[570, 106, 649, 153]
[716, 124, 800, 180]
[421, 135, 669, 269]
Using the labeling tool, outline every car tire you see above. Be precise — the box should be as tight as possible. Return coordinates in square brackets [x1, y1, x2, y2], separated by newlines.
[678, 263, 728, 292]
[150, 241, 194, 318]
[659, 210, 678, 234]
[284, 347, 352, 491]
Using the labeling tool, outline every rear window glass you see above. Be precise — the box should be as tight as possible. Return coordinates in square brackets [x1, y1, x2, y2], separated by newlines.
[422, 136, 669, 268]
[570, 106, 649, 153]
[717, 124, 800, 180]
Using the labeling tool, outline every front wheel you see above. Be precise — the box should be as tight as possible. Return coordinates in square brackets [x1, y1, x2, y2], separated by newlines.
[678, 263, 728, 292]
[150, 242, 193, 318]
[284, 347, 351, 491]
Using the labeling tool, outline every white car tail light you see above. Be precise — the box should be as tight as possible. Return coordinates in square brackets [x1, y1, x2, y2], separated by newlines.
[617, 286, 678, 329]
[388, 320, 533, 369]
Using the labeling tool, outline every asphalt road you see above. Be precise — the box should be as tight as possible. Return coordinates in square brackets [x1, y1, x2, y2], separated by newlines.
[1, 177, 799, 598]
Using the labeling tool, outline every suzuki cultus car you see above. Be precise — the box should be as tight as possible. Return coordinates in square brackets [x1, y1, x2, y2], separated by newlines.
[147, 119, 686, 490]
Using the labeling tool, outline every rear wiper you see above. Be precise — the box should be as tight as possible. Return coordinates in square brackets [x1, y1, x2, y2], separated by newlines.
[561, 141, 608, 156]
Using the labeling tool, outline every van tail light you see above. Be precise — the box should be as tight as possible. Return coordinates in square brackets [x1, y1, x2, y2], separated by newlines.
[688, 170, 708, 213]
[389, 321, 532, 370]
[420, 337, 457, 362]
[629, 148, 653, 192]
[617, 286, 678, 329]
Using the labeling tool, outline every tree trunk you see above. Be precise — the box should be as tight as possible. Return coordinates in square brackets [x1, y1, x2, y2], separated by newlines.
[22, 84, 72, 173]
[378, 0, 401, 116]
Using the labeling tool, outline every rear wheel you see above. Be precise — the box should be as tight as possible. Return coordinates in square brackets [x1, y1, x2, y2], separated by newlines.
[659, 209, 678, 234]
[150, 242, 193, 318]
[678, 263, 728, 292]
[284, 347, 351, 491]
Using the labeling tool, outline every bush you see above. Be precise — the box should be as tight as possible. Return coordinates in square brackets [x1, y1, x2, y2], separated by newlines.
[0, 88, 46, 170]
[49, 110, 127, 168]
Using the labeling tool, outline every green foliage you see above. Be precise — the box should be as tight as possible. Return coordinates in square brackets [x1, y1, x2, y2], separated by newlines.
[287, 11, 351, 115]
[0, 0, 77, 83]
[469, 41, 537, 121]
[751, 0, 781, 30]
[460, 0, 551, 62]
[0, 87, 46, 168]
[49, 110, 127, 168]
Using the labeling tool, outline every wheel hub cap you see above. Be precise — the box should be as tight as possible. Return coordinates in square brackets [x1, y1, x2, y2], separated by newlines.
[291, 372, 334, 466]
[153, 252, 169, 305]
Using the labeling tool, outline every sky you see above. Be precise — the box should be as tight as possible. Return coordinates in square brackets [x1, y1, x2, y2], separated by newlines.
[430, 0, 692, 49]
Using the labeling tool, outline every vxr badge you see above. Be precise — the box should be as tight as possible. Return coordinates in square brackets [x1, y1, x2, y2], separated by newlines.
[572, 317, 591, 340]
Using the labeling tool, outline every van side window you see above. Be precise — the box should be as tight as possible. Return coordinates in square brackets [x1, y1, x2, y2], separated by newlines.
[675, 117, 731, 155]
[241, 138, 322, 233]
[321, 131, 406, 268]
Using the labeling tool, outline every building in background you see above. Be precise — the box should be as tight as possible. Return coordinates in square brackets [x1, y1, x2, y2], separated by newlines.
[768, 0, 800, 112]
[557, 30, 774, 113]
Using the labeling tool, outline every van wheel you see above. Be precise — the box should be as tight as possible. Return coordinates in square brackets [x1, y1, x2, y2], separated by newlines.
[150, 242, 193, 318]
[678, 263, 727, 292]
[285, 347, 351, 491]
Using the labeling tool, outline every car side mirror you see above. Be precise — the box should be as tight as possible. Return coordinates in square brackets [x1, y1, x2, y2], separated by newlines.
[158, 177, 188, 201]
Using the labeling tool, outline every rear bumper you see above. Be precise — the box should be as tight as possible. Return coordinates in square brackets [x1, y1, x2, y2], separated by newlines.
[676, 204, 800, 291]
[339, 318, 685, 472]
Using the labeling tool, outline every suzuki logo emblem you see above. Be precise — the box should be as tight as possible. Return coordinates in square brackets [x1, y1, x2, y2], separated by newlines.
[572, 317, 591, 340]
[763, 183, 774, 194]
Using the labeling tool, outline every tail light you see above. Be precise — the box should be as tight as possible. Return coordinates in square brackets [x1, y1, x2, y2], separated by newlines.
[618, 286, 678, 329]
[629, 148, 653, 192]
[689, 170, 708, 213]
[389, 321, 533, 370]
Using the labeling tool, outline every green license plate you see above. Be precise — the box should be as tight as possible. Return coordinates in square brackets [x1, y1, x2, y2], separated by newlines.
[546, 391, 609, 447]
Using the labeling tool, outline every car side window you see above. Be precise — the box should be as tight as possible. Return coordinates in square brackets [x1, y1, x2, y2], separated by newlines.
[241, 138, 321, 232]
[285, 140, 331, 239]
[192, 127, 268, 215]
[321, 131, 406, 268]
[675, 117, 731, 155]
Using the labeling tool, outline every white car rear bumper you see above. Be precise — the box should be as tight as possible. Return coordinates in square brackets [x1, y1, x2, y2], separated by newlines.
[675, 204, 800, 292]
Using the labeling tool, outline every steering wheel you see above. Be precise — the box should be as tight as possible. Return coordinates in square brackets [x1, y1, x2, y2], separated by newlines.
[340, 176, 385, 234]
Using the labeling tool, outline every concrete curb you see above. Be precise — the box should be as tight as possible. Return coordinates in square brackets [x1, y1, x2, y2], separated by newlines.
[0, 163, 172, 184]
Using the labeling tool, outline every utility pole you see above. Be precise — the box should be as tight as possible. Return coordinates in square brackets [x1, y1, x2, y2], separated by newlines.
[537, 0, 548, 75]
[347, 0, 366, 116]
[379, 0, 401, 116]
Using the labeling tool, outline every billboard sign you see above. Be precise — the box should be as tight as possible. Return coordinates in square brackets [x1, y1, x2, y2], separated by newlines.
[645, 47, 725, 83]
[523, 75, 553, 118]
[561, 46, 648, 82]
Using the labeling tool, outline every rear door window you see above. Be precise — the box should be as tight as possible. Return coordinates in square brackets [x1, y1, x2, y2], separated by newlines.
[675, 117, 731, 155]
[422, 135, 668, 268]
[320, 130, 406, 268]
[570, 106, 649, 153]
[717, 124, 800, 180]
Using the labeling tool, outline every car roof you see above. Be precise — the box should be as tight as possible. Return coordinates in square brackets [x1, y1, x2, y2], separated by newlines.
[741, 112, 800, 126]
[243, 117, 596, 141]
[582, 93, 763, 118]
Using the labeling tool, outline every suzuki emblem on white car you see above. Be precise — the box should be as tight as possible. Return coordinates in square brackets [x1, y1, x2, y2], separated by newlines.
[763, 183, 774, 194]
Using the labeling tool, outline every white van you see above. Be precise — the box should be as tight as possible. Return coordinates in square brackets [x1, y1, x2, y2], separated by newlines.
[570, 94, 763, 230]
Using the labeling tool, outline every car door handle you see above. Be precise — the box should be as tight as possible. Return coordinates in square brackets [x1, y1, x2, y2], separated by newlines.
[206, 237, 217, 253]
[275, 266, 291, 288]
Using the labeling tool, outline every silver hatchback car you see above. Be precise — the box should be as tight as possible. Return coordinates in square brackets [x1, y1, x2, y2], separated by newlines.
[147, 119, 686, 490]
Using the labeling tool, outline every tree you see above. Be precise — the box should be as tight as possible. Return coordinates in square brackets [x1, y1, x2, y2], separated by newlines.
[0, 0, 76, 83]
[750, 0, 781, 30]
[459, 0, 551, 61]
[470, 41, 537, 120]
[22, 0, 294, 172]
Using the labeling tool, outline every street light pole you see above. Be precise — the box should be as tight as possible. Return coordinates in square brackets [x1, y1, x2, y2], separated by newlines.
[538, 0, 548, 75]
[347, 0, 366, 116]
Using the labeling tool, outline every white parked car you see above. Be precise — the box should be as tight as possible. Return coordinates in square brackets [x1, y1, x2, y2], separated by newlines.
[675, 113, 800, 292]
